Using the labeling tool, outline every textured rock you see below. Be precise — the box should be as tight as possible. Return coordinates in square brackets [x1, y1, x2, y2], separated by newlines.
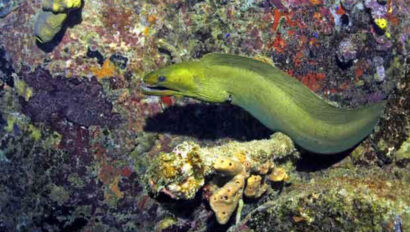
[244, 168, 410, 232]
[34, 11, 67, 43]
[145, 132, 296, 224]
[21, 68, 121, 127]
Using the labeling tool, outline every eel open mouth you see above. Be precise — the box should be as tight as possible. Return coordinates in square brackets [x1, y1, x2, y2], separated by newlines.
[140, 81, 180, 96]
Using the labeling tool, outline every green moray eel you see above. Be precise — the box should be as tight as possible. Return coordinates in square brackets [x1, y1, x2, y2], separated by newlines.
[141, 53, 386, 154]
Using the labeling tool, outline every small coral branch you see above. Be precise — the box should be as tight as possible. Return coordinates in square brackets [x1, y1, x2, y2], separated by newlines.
[145, 132, 296, 224]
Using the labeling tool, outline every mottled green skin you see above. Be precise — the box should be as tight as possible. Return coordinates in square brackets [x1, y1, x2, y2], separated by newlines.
[142, 54, 386, 154]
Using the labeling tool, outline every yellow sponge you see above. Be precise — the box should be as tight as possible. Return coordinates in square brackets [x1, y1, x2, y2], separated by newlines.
[42, 0, 82, 13]
[244, 175, 267, 198]
[34, 11, 67, 43]
[213, 157, 243, 176]
[210, 175, 245, 224]
[375, 18, 387, 30]
[268, 167, 289, 182]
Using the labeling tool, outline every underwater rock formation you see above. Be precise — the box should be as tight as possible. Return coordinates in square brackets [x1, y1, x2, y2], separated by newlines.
[395, 137, 410, 167]
[0, 45, 14, 87]
[239, 168, 410, 232]
[145, 132, 296, 224]
[0, 0, 24, 18]
[34, 0, 82, 43]
[34, 11, 67, 43]
[0, 0, 408, 231]
[21, 68, 121, 127]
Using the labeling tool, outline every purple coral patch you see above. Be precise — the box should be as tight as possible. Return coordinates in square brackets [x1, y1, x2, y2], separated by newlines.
[21, 68, 121, 128]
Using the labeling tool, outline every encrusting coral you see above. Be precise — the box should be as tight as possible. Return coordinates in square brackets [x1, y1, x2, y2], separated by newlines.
[268, 167, 289, 182]
[145, 132, 296, 224]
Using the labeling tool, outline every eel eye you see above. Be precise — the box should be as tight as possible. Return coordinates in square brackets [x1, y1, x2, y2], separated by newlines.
[158, 76, 166, 82]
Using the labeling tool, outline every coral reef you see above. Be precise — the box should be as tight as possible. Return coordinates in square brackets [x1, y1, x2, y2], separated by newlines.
[0, 0, 408, 231]
[0, 65, 158, 231]
[145, 132, 296, 224]
[21, 68, 121, 127]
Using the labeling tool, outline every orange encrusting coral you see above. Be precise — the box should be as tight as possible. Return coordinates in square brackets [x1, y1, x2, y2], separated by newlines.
[91, 59, 116, 79]
[386, 0, 399, 26]
[310, 0, 323, 5]
[336, 5, 346, 15]
[92, 141, 128, 201]
[147, 15, 157, 24]
[160, 96, 174, 106]
[144, 27, 150, 37]
[109, 176, 124, 199]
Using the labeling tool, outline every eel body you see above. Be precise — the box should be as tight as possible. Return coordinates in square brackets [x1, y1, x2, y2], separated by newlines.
[141, 53, 385, 154]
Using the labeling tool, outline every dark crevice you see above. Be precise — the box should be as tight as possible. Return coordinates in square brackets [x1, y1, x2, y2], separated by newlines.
[144, 103, 272, 141]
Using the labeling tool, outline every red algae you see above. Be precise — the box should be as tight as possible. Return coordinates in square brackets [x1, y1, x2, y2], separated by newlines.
[300, 72, 326, 91]
[101, 4, 133, 34]
[271, 34, 286, 53]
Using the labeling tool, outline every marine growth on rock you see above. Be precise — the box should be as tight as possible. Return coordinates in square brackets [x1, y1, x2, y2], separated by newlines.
[145, 132, 296, 224]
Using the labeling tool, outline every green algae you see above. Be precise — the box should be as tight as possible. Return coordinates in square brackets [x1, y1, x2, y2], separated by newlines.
[67, 172, 85, 188]
[3, 79, 42, 141]
[49, 184, 70, 205]
[4, 113, 43, 141]
[395, 137, 410, 167]
[15, 78, 33, 101]
[350, 144, 366, 163]
[155, 216, 178, 231]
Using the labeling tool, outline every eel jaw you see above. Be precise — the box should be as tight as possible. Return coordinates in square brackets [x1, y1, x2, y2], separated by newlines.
[140, 82, 181, 96]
